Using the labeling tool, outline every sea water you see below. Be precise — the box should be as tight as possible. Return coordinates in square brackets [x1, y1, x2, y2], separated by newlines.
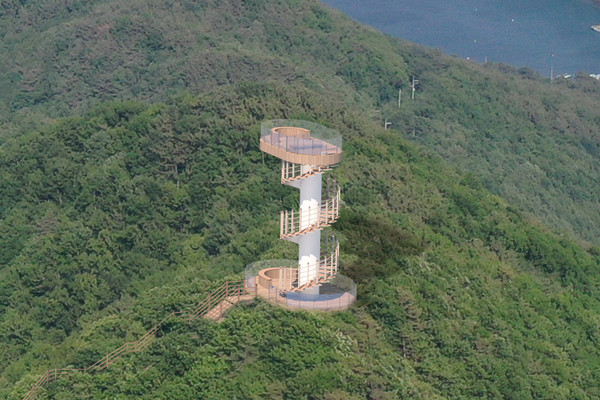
[322, 0, 600, 76]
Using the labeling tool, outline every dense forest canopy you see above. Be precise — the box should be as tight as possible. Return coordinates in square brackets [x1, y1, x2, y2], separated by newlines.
[2, 0, 600, 245]
[2, 0, 600, 399]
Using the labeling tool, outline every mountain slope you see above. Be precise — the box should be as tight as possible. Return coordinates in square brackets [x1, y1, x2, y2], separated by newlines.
[4, 84, 600, 400]
[0, 0, 407, 118]
[383, 61, 600, 244]
[1, 0, 600, 399]
[1, 0, 600, 246]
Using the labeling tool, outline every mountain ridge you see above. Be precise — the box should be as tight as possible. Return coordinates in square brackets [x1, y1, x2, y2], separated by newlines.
[2, 0, 600, 398]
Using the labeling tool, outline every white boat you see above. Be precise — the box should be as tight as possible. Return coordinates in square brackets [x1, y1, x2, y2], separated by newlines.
[591, 25, 600, 33]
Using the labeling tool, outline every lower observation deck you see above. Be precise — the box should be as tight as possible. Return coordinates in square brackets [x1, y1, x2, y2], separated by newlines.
[245, 260, 356, 311]
[260, 126, 342, 165]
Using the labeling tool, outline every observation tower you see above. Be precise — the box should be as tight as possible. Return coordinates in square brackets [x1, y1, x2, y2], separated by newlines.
[245, 120, 355, 309]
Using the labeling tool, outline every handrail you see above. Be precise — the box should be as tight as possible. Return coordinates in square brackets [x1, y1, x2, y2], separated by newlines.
[280, 180, 341, 239]
[21, 280, 253, 400]
[288, 240, 339, 292]
[318, 239, 339, 280]
[281, 160, 330, 184]
[263, 236, 339, 293]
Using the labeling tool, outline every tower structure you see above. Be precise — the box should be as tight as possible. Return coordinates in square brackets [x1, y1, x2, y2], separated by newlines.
[260, 120, 342, 293]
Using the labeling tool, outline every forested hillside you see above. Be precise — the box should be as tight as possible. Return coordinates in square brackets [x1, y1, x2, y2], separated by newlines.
[2, 0, 600, 399]
[2, 0, 600, 245]
[0, 0, 406, 119]
[384, 65, 600, 243]
[4, 84, 600, 400]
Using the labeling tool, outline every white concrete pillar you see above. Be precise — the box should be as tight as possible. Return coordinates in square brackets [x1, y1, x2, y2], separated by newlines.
[297, 168, 322, 288]
[298, 230, 321, 289]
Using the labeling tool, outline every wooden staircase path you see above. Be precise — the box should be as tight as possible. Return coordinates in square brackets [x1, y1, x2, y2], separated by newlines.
[204, 294, 255, 321]
[21, 280, 255, 400]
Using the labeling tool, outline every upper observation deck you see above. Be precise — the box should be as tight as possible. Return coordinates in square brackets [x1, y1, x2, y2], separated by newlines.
[260, 120, 342, 166]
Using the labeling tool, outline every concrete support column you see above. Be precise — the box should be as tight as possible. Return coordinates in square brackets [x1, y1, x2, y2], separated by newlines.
[297, 168, 321, 290]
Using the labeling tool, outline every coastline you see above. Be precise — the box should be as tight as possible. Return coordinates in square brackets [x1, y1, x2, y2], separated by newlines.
[323, 0, 600, 76]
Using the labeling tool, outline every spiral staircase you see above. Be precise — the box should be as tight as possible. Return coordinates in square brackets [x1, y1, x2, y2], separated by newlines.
[259, 120, 343, 293]
[279, 165, 341, 291]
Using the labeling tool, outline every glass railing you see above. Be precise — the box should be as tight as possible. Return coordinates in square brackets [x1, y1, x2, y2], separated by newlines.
[244, 259, 356, 311]
[261, 119, 342, 156]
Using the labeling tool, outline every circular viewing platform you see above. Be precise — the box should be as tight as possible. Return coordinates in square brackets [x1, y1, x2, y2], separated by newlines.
[260, 120, 342, 166]
[245, 260, 356, 311]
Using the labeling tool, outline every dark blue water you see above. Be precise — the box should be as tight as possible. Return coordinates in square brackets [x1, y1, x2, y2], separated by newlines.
[322, 0, 600, 76]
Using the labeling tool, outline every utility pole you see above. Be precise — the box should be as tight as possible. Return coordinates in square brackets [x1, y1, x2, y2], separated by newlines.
[384, 119, 392, 130]
[398, 88, 402, 108]
[411, 76, 419, 100]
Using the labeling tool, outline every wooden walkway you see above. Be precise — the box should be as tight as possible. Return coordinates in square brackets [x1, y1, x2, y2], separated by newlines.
[21, 280, 255, 400]
[204, 294, 255, 321]
[21, 278, 355, 399]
